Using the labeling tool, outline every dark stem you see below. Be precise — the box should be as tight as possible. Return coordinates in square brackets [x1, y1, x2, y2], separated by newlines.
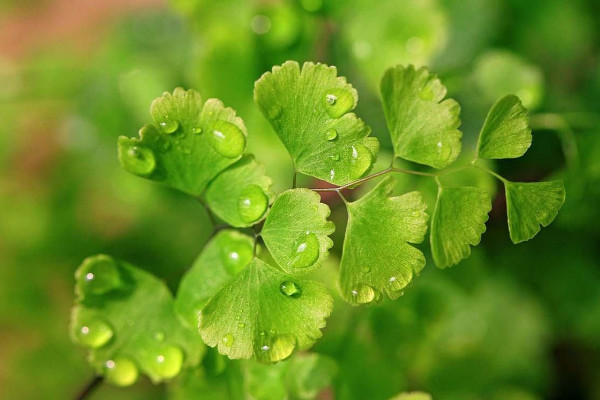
[74, 376, 103, 400]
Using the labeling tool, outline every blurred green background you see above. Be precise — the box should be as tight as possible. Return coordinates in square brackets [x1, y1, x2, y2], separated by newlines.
[1, 0, 599, 399]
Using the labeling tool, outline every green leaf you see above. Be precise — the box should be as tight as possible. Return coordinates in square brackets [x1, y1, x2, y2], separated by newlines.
[261, 188, 335, 275]
[118, 88, 247, 196]
[175, 230, 254, 328]
[505, 180, 566, 243]
[246, 353, 337, 400]
[254, 61, 379, 184]
[390, 392, 432, 400]
[380, 65, 462, 169]
[430, 186, 492, 268]
[476, 95, 532, 159]
[205, 156, 273, 227]
[338, 177, 429, 305]
[71, 255, 204, 386]
[199, 258, 333, 363]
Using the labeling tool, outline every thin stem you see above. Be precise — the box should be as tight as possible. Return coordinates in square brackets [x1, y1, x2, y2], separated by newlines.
[312, 167, 394, 192]
[74, 376, 103, 400]
[473, 163, 508, 183]
[292, 171, 298, 189]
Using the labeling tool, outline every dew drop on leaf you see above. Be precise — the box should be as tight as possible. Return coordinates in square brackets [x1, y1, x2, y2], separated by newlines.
[351, 284, 376, 304]
[237, 322, 245, 329]
[323, 88, 355, 118]
[74, 317, 113, 348]
[77, 255, 122, 295]
[209, 120, 246, 158]
[158, 117, 179, 134]
[279, 281, 302, 298]
[221, 234, 254, 275]
[349, 144, 372, 179]
[290, 233, 320, 269]
[237, 184, 269, 223]
[325, 129, 338, 141]
[222, 333, 235, 347]
[104, 357, 138, 387]
[266, 104, 283, 120]
[151, 344, 184, 379]
[192, 126, 203, 134]
[120, 143, 156, 177]
[329, 153, 340, 161]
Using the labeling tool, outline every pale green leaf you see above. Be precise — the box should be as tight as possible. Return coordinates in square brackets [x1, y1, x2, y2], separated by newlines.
[430, 186, 492, 268]
[71, 255, 204, 386]
[205, 156, 273, 227]
[380, 65, 462, 169]
[505, 180, 566, 243]
[476, 95, 532, 159]
[390, 392, 432, 400]
[199, 258, 333, 363]
[118, 88, 247, 196]
[254, 61, 379, 184]
[261, 189, 334, 275]
[175, 230, 254, 328]
[338, 177, 429, 305]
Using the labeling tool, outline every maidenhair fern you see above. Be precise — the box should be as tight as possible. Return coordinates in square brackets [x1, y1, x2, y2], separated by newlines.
[70, 61, 565, 390]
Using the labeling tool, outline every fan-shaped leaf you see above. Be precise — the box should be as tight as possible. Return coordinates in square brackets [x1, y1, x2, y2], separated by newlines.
[380, 65, 462, 169]
[261, 189, 334, 275]
[199, 258, 333, 363]
[254, 61, 379, 184]
[118, 88, 247, 196]
[505, 180, 565, 243]
[430, 186, 491, 268]
[338, 177, 429, 305]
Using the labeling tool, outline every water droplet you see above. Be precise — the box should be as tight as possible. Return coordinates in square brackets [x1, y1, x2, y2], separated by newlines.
[257, 334, 295, 361]
[329, 153, 340, 161]
[261, 345, 270, 351]
[77, 255, 122, 295]
[158, 117, 179, 134]
[209, 120, 246, 158]
[150, 345, 184, 379]
[74, 316, 113, 348]
[389, 276, 397, 283]
[153, 331, 165, 342]
[105, 357, 138, 386]
[323, 88, 355, 118]
[259, 331, 266, 336]
[435, 140, 452, 162]
[325, 129, 338, 141]
[222, 333, 234, 347]
[280, 281, 302, 298]
[350, 284, 376, 304]
[361, 266, 371, 273]
[237, 184, 268, 223]
[238, 322, 246, 329]
[120, 142, 156, 176]
[290, 233, 320, 269]
[192, 126, 203, 134]
[329, 169, 336, 181]
[221, 235, 254, 275]
[349, 144, 372, 179]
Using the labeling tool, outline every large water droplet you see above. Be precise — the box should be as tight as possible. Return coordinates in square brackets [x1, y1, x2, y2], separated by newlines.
[151, 345, 184, 379]
[349, 144, 372, 179]
[77, 255, 122, 295]
[120, 142, 156, 177]
[325, 129, 338, 141]
[105, 357, 138, 387]
[158, 117, 179, 134]
[209, 120, 246, 158]
[435, 140, 452, 163]
[237, 184, 268, 223]
[323, 88, 355, 118]
[74, 316, 113, 348]
[280, 281, 302, 298]
[350, 284, 376, 304]
[222, 333, 234, 347]
[221, 235, 253, 275]
[257, 334, 295, 362]
[290, 233, 320, 269]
